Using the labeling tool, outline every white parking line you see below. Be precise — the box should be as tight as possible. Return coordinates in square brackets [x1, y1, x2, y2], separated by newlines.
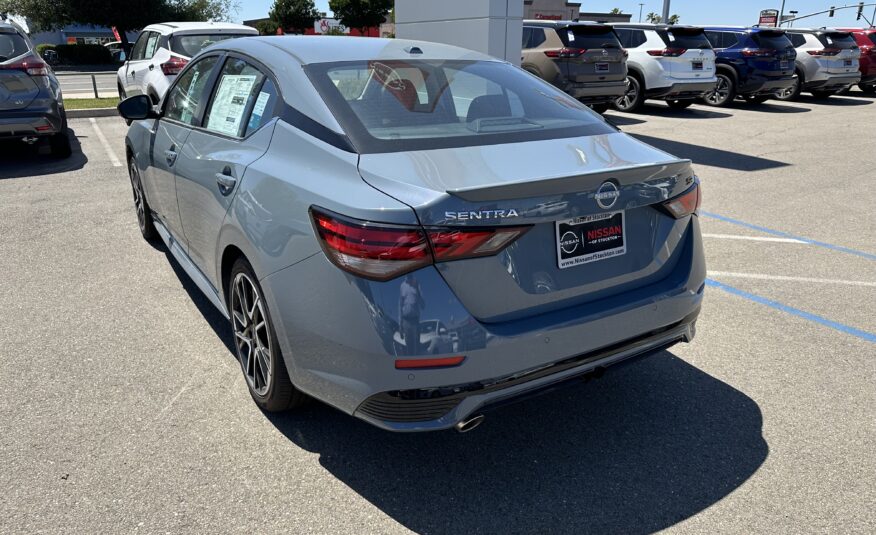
[708, 271, 876, 287]
[88, 117, 122, 167]
[702, 233, 807, 244]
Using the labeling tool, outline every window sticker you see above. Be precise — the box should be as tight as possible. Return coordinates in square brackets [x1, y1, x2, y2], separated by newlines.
[206, 74, 258, 136]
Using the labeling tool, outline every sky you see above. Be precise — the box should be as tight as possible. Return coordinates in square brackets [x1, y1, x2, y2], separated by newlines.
[237, 1, 876, 29]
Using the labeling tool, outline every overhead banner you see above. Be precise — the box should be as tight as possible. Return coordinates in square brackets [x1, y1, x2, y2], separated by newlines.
[759, 9, 779, 27]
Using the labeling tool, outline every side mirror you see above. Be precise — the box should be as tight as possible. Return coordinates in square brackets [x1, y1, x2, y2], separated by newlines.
[438, 327, 448, 335]
[117, 95, 158, 121]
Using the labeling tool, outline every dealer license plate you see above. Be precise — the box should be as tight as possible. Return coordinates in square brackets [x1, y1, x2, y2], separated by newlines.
[596, 63, 609, 72]
[692, 61, 703, 70]
[556, 212, 626, 269]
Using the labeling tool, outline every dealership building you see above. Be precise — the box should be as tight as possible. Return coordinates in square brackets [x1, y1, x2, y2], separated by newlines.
[524, 0, 632, 22]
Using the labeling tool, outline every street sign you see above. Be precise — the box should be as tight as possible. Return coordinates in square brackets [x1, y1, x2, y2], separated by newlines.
[759, 9, 779, 27]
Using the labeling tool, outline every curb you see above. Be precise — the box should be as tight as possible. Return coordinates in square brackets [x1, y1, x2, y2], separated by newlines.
[67, 108, 119, 119]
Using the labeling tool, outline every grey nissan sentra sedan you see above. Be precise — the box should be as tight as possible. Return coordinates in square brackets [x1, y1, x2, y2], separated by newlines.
[118, 36, 705, 433]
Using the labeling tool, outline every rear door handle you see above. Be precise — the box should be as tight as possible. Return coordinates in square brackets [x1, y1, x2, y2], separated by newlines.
[215, 166, 237, 193]
[164, 144, 177, 166]
[148, 64, 154, 71]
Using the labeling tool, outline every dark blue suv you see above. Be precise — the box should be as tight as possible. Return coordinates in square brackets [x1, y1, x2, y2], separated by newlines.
[701, 27, 797, 106]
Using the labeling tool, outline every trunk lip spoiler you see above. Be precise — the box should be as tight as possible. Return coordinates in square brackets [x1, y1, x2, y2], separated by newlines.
[445, 159, 693, 202]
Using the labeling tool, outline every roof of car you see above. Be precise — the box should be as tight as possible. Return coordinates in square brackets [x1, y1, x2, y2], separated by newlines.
[143, 21, 257, 33]
[784, 27, 849, 34]
[223, 35, 498, 65]
[609, 23, 703, 31]
[523, 20, 609, 28]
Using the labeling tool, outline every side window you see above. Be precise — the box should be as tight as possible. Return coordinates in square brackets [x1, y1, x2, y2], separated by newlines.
[632, 30, 647, 47]
[129, 32, 149, 61]
[143, 32, 161, 59]
[203, 58, 266, 137]
[522, 27, 532, 48]
[530, 28, 546, 47]
[789, 33, 807, 47]
[704, 31, 721, 48]
[245, 78, 278, 136]
[164, 56, 219, 126]
[614, 28, 631, 48]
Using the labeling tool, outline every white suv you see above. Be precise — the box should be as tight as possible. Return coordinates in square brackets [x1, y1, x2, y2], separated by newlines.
[117, 22, 257, 104]
[610, 24, 717, 111]
[777, 28, 861, 100]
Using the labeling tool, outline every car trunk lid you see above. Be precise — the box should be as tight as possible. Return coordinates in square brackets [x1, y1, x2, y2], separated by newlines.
[748, 31, 797, 76]
[815, 32, 861, 74]
[655, 28, 716, 80]
[0, 58, 41, 111]
[555, 25, 626, 83]
[358, 132, 697, 323]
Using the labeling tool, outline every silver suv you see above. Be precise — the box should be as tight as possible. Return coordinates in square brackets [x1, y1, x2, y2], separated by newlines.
[777, 28, 861, 100]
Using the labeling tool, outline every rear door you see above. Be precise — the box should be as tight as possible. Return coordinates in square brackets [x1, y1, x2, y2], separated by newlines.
[0, 30, 40, 111]
[560, 25, 626, 83]
[148, 54, 221, 240]
[750, 31, 796, 76]
[124, 31, 159, 95]
[817, 32, 860, 74]
[656, 28, 715, 80]
[175, 56, 278, 283]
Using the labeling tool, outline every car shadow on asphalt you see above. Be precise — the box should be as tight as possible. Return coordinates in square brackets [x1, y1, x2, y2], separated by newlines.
[797, 95, 874, 106]
[640, 104, 734, 119]
[739, 102, 812, 113]
[264, 352, 767, 534]
[0, 128, 87, 180]
[630, 133, 790, 171]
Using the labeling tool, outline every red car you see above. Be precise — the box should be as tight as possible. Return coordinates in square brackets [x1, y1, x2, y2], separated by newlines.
[838, 28, 876, 93]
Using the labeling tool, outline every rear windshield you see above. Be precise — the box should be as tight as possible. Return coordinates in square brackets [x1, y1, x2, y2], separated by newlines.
[306, 59, 614, 154]
[561, 26, 622, 49]
[818, 33, 858, 49]
[0, 31, 30, 62]
[751, 31, 794, 50]
[658, 29, 712, 49]
[170, 33, 251, 57]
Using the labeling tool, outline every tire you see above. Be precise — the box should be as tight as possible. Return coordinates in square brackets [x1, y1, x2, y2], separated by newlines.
[127, 157, 157, 241]
[614, 74, 644, 112]
[49, 115, 72, 159]
[702, 72, 736, 107]
[775, 72, 802, 101]
[811, 89, 835, 99]
[228, 257, 306, 412]
[589, 102, 610, 114]
[743, 95, 771, 104]
[860, 83, 876, 94]
[665, 99, 694, 109]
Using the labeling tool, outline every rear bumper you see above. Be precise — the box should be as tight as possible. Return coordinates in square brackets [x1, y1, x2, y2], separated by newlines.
[804, 73, 861, 91]
[566, 80, 628, 103]
[0, 106, 63, 139]
[262, 216, 706, 432]
[646, 81, 717, 100]
[859, 74, 876, 85]
[738, 75, 797, 95]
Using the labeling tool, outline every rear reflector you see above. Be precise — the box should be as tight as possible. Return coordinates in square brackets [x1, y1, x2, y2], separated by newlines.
[661, 182, 701, 219]
[647, 48, 687, 57]
[311, 207, 530, 281]
[160, 56, 189, 76]
[544, 48, 587, 58]
[395, 356, 466, 369]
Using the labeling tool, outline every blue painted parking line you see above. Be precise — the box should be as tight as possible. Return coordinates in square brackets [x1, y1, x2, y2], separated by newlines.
[706, 279, 876, 343]
[701, 211, 876, 261]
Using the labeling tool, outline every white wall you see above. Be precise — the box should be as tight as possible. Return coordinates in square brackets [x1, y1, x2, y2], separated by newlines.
[395, 0, 523, 65]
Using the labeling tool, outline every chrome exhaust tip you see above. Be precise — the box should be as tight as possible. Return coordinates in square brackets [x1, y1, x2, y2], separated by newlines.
[455, 414, 485, 433]
[21, 136, 38, 144]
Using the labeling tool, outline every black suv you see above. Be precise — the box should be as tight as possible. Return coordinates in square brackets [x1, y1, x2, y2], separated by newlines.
[0, 21, 70, 157]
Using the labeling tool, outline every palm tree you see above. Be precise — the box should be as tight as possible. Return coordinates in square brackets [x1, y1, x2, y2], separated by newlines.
[645, 12, 661, 23]
[609, 8, 624, 14]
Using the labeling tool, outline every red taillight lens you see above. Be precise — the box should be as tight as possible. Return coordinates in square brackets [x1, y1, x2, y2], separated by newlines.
[160, 56, 189, 75]
[0, 56, 49, 76]
[647, 48, 687, 57]
[395, 356, 465, 369]
[311, 208, 530, 281]
[807, 48, 841, 56]
[544, 47, 587, 58]
[661, 182, 701, 219]
[741, 48, 775, 57]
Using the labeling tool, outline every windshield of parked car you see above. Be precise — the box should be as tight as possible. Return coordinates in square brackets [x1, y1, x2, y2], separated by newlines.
[659, 29, 712, 49]
[751, 31, 795, 50]
[818, 33, 858, 49]
[0, 31, 29, 61]
[170, 33, 252, 57]
[562, 26, 622, 49]
[306, 59, 614, 154]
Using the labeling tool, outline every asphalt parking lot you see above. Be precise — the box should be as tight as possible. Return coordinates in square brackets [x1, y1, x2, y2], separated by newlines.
[1, 93, 874, 534]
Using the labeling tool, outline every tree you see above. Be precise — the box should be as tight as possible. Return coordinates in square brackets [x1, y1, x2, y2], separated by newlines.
[644, 12, 680, 24]
[609, 8, 624, 14]
[328, 0, 392, 35]
[255, 18, 280, 35]
[667, 14, 680, 24]
[269, 0, 320, 34]
[0, 0, 237, 49]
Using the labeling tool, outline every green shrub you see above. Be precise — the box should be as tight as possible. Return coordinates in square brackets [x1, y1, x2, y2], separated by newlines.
[54, 44, 113, 65]
[36, 43, 57, 56]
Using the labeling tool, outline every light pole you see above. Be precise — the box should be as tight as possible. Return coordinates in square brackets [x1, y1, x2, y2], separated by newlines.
[789, 10, 798, 27]
[778, 0, 786, 26]
[662, 0, 671, 23]
[639, 3, 645, 22]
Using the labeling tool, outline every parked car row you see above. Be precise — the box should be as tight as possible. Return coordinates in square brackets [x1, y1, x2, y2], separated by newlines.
[522, 20, 874, 111]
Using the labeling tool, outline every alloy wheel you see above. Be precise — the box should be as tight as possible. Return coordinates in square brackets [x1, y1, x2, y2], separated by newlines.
[231, 272, 272, 396]
[615, 76, 640, 111]
[776, 78, 799, 100]
[705, 75, 731, 105]
[129, 162, 146, 232]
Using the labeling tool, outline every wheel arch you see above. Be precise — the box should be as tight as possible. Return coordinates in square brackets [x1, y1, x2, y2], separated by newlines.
[220, 244, 247, 305]
[715, 64, 739, 81]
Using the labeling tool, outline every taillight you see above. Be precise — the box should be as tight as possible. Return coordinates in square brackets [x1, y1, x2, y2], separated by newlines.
[660, 182, 701, 219]
[311, 207, 530, 281]
[647, 48, 687, 57]
[160, 56, 188, 75]
[807, 48, 841, 56]
[395, 356, 465, 370]
[0, 56, 49, 76]
[544, 48, 587, 58]
[741, 48, 775, 57]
